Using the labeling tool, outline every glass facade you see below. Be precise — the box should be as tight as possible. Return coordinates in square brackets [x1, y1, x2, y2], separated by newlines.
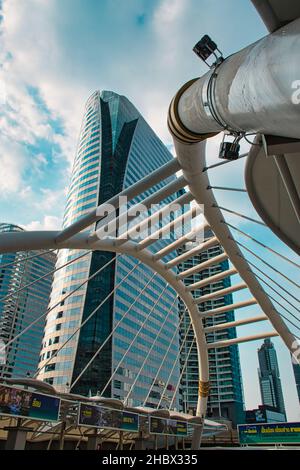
[0, 223, 56, 379]
[258, 338, 286, 417]
[292, 360, 300, 404]
[37, 91, 180, 408]
[178, 229, 245, 426]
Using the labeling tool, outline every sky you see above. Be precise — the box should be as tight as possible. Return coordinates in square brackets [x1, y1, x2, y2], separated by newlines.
[0, 0, 299, 420]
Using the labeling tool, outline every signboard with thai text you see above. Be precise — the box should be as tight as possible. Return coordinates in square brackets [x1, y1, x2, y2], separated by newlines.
[238, 422, 300, 445]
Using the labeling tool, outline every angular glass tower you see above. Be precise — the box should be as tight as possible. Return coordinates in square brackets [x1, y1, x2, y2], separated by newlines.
[0, 223, 56, 379]
[292, 360, 300, 404]
[37, 91, 180, 408]
[258, 338, 286, 417]
[178, 229, 245, 426]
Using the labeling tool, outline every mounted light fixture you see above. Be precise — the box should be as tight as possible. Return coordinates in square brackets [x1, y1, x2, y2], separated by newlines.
[219, 132, 242, 161]
[193, 35, 223, 67]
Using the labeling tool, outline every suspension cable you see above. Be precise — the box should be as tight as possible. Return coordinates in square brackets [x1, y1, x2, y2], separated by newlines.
[168, 338, 196, 410]
[208, 186, 247, 193]
[0, 255, 118, 356]
[156, 322, 193, 409]
[225, 222, 300, 269]
[122, 295, 178, 404]
[254, 271, 300, 321]
[250, 274, 300, 330]
[36, 257, 140, 376]
[143, 307, 188, 406]
[264, 292, 300, 333]
[100, 283, 168, 396]
[70, 270, 161, 391]
[235, 239, 300, 289]
[0, 251, 90, 303]
[0, 249, 56, 270]
[215, 206, 266, 226]
[246, 258, 300, 306]
[203, 153, 248, 172]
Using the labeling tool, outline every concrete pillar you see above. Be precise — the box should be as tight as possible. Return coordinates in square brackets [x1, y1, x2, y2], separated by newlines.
[59, 421, 66, 450]
[118, 431, 124, 450]
[134, 437, 145, 450]
[134, 435, 154, 450]
[4, 426, 32, 450]
[87, 430, 99, 450]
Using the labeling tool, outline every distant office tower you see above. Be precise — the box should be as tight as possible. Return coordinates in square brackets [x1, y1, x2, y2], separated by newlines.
[178, 230, 244, 426]
[292, 360, 300, 403]
[0, 223, 56, 379]
[37, 91, 180, 408]
[245, 404, 286, 424]
[258, 338, 286, 417]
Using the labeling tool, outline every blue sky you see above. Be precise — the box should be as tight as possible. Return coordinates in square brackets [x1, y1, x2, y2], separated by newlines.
[0, 0, 299, 419]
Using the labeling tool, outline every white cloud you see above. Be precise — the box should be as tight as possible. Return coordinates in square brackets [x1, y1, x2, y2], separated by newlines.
[32, 187, 65, 214]
[1, 0, 84, 167]
[23, 215, 61, 231]
[0, 137, 25, 194]
[154, 0, 188, 24]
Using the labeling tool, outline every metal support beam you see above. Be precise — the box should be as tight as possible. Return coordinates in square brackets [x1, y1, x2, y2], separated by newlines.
[114, 191, 193, 245]
[204, 315, 268, 333]
[153, 222, 208, 261]
[165, 236, 218, 269]
[200, 298, 257, 318]
[91, 175, 187, 241]
[193, 282, 247, 304]
[186, 268, 237, 291]
[173, 19, 300, 140]
[56, 157, 180, 243]
[207, 331, 279, 349]
[137, 206, 199, 250]
[177, 252, 228, 279]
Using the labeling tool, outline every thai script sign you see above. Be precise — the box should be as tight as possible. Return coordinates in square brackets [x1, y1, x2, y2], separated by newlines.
[238, 422, 300, 445]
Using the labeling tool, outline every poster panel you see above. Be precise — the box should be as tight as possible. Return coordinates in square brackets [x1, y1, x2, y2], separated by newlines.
[78, 403, 139, 432]
[149, 417, 188, 436]
[0, 384, 60, 422]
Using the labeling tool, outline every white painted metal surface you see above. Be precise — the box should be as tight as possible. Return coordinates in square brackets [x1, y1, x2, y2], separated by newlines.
[176, 19, 300, 140]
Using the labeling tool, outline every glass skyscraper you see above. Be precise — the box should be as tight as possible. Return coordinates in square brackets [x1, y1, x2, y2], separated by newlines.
[0, 223, 56, 379]
[258, 338, 286, 417]
[37, 91, 180, 408]
[178, 229, 244, 426]
[292, 360, 300, 404]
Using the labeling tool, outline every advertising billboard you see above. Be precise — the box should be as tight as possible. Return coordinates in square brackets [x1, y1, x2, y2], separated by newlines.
[78, 403, 139, 432]
[238, 422, 300, 445]
[149, 417, 188, 436]
[0, 384, 60, 422]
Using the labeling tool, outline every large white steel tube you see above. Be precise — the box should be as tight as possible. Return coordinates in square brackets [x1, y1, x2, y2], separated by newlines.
[171, 138, 298, 357]
[167, 19, 300, 446]
[170, 18, 300, 141]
